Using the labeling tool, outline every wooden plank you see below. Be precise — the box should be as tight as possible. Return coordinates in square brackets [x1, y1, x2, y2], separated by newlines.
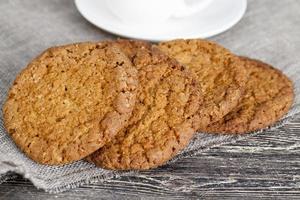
[0, 116, 299, 199]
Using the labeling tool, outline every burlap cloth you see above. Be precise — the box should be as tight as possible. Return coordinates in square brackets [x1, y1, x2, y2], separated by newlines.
[0, 0, 300, 193]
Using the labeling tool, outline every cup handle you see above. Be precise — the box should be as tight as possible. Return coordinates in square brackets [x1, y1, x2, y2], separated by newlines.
[172, 0, 213, 18]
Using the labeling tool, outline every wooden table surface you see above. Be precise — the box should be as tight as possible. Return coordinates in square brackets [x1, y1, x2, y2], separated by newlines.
[1, 114, 299, 199]
[1, 0, 300, 199]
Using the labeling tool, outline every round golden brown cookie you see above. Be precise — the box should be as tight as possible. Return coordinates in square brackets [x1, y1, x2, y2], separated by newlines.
[2, 42, 138, 165]
[87, 40, 203, 170]
[205, 57, 294, 134]
[158, 39, 248, 129]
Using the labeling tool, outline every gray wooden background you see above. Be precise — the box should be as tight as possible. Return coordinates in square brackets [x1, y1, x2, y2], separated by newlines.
[0, 0, 300, 199]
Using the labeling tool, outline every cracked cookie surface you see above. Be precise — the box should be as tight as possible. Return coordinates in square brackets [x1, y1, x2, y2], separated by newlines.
[205, 57, 294, 134]
[158, 39, 247, 129]
[87, 40, 203, 170]
[2, 42, 138, 165]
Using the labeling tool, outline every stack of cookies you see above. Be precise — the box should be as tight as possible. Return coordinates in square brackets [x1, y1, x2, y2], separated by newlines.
[2, 39, 294, 170]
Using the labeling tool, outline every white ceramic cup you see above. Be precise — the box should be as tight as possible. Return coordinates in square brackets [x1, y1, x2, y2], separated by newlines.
[105, 0, 213, 24]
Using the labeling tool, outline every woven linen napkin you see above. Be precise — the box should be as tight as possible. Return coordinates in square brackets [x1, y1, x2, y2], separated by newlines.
[1, 0, 300, 193]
